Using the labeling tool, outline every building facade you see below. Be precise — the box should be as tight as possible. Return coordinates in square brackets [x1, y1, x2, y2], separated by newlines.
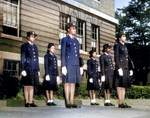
[0, 0, 118, 78]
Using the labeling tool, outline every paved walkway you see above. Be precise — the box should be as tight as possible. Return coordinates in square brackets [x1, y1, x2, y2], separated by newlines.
[0, 105, 150, 118]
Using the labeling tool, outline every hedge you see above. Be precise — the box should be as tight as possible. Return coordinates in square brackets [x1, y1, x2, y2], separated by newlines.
[0, 74, 150, 100]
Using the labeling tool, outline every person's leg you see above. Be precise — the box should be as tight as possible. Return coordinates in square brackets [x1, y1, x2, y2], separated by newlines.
[121, 88, 125, 103]
[104, 89, 107, 99]
[24, 86, 29, 104]
[46, 90, 50, 104]
[50, 90, 56, 106]
[50, 91, 53, 101]
[117, 87, 122, 105]
[89, 90, 93, 104]
[46, 90, 50, 101]
[64, 83, 70, 105]
[29, 86, 34, 104]
[92, 90, 99, 105]
[107, 89, 110, 101]
[70, 83, 75, 105]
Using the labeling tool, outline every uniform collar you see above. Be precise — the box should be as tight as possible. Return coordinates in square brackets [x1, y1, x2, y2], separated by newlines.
[91, 57, 96, 60]
[28, 41, 33, 45]
[68, 34, 75, 39]
[49, 52, 54, 56]
[104, 52, 108, 55]
[120, 41, 125, 45]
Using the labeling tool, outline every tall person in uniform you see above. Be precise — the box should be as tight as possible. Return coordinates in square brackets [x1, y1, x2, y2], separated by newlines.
[43, 43, 60, 106]
[61, 22, 83, 108]
[100, 44, 115, 106]
[87, 49, 100, 105]
[114, 34, 133, 108]
[21, 31, 40, 107]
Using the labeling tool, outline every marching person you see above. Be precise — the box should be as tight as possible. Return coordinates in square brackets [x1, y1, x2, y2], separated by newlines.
[114, 33, 133, 108]
[43, 43, 60, 106]
[87, 49, 100, 105]
[61, 22, 83, 108]
[100, 44, 115, 106]
[21, 31, 40, 107]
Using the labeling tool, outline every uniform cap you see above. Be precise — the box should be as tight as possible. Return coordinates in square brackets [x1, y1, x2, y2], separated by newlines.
[27, 31, 37, 37]
[66, 22, 76, 31]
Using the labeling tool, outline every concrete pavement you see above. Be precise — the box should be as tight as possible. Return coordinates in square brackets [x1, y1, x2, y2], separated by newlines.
[0, 105, 150, 118]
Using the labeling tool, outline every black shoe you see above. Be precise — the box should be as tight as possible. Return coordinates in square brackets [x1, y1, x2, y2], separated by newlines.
[91, 103, 95, 105]
[51, 102, 57, 106]
[71, 104, 81, 108]
[124, 103, 131, 108]
[71, 104, 78, 108]
[109, 103, 115, 106]
[47, 102, 52, 106]
[118, 103, 126, 108]
[66, 104, 71, 108]
[30, 103, 38, 107]
[25, 103, 30, 107]
[104, 103, 110, 106]
[94, 103, 99, 105]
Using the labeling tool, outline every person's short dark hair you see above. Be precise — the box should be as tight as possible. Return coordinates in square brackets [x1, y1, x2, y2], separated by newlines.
[102, 44, 112, 52]
[89, 49, 96, 58]
[47, 43, 55, 53]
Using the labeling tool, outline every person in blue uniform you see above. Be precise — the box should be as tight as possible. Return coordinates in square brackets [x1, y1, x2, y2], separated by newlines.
[114, 34, 133, 108]
[61, 22, 83, 108]
[100, 44, 115, 106]
[87, 49, 100, 105]
[43, 43, 60, 106]
[21, 31, 40, 107]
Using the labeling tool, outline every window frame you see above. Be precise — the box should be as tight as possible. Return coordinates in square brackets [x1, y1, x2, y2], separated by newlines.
[1, 0, 20, 37]
[3, 59, 21, 77]
[59, 13, 70, 42]
[76, 19, 86, 51]
[91, 24, 100, 54]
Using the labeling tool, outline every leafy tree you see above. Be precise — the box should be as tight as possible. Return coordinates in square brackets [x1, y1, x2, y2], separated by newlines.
[115, 0, 150, 85]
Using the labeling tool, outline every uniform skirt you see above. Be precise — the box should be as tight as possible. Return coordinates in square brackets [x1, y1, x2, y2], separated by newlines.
[87, 74, 100, 90]
[102, 70, 114, 89]
[115, 68, 131, 88]
[21, 71, 39, 87]
[62, 65, 81, 83]
[43, 74, 58, 91]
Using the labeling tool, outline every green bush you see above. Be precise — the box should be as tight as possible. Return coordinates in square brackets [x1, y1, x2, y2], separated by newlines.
[1, 76, 150, 100]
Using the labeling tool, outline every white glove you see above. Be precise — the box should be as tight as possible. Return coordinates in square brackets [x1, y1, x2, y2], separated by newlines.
[101, 75, 105, 82]
[38, 71, 40, 76]
[89, 78, 93, 83]
[46, 75, 50, 81]
[80, 67, 83, 75]
[21, 70, 27, 77]
[118, 68, 123, 76]
[98, 79, 100, 83]
[62, 66, 67, 75]
[57, 76, 60, 83]
[129, 70, 133, 76]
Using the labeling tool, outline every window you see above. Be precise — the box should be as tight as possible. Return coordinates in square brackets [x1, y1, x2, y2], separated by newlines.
[1, 0, 20, 36]
[76, 19, 86, 51]
[3, 59, 21, 77]
[59, 13, 70, 41]
[91, 24, 99, 54]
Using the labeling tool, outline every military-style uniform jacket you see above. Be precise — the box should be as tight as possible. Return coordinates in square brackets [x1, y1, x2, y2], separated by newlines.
[21, 42, 39, 72]
[100, 53, 114, 76]
[44, 53, 59, 76]
[87, 58, 99, 78]
[61, 35, 80, 67]
[114, 42, 129, 69]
